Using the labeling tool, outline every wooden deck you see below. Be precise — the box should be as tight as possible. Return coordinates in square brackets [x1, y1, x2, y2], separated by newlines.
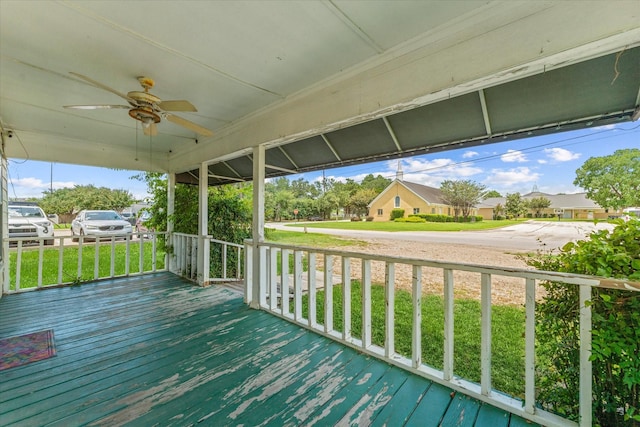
[0, 273, 536, 426]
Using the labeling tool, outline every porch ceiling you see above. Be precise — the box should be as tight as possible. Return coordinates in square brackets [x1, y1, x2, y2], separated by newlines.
[1, 1, 639, 181]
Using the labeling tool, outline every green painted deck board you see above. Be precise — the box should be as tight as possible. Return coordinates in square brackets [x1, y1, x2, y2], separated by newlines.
[0, 272, 525, 426]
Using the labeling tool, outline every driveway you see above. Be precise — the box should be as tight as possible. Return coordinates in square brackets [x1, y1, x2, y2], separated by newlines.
[266, 220, 614, 252]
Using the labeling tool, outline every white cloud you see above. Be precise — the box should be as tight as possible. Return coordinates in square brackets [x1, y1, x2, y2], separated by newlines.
[483, 167, 541, 188]
[9, 177, 76, 197]
[544, 147, 581, 162]
[501, 150, 528, 163]
[462, 151, 479, 159]
[537, 159, 548, 164]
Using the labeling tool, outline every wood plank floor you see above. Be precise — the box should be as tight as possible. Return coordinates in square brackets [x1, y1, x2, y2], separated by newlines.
[0, 272, 537, 426]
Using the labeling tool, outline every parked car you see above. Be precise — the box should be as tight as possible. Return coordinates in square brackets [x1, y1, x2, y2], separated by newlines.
[71, 210, 133, 241]
[8, 202, 55, 245]
[120, 211, 136, 226]
[136, 212, 153, 234]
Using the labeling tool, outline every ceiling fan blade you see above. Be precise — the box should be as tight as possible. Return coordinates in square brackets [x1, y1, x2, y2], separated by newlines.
[165, 114, 213, 136]
[158, 100, 197, 112]
[64, 104, 130, 110]
[69, 72, 134, 103]
[143, 123, 158, 136]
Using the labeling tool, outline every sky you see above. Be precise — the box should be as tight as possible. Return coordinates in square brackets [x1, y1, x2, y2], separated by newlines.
[6, 122, 639, 201]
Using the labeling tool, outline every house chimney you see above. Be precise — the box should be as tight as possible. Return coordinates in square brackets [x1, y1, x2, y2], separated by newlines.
[396, 160, 404, 181]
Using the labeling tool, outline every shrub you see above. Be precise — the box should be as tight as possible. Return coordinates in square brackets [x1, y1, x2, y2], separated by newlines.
[394, 216, 426, 223]
[390, 209, 405, 220]
[350, 216, 361, 222]
[365, 216, 374, 222]
[522, 220, 640, 425]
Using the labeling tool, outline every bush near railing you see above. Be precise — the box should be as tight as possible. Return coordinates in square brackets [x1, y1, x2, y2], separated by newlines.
[390, 209, 405, 220]
[522, 220, 640, 426]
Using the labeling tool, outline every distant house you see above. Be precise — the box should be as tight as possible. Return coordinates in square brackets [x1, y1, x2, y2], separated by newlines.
[477, 191, 622, 220]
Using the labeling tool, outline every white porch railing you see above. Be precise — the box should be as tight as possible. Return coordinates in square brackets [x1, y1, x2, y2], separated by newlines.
[4, 232, 167, 294]
[169, 233, 244, 285]
[244, 240, 640, 427]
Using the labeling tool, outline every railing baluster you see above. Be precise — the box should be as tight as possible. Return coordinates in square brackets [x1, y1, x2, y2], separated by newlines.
[244, 243, 253, 304]
[481, 272, 492, 396]
[294, 250, 303, 322]
[222, 243, 228, 280]
[324, 254, 333, 333]
[110, 237, 116, 277]
[237, 246, 242, 280]
[362, 259, 372, 349]
[125, 236, 131, 275]
[308, 252, 317, 328]
[15, 242, 22, 291]
[524, 277, 536, 414]
[281, 249, 290, 317]
[269, 247, 278, 311]
[191, 236, 197, 280]
[342, 257, 351, 341]
[151, 235, 157, 272]
[77, 237, 83, 280]
[57, 238, 64, 285]
[579, 285, 592, 427]
[37, 241, 44, 288]
[259, 245, 267, 308]
[385, 262, 395, 358]
[412, 265, 422, 368]
[443, 268, 454, 381]
[94, 238, 100, 280]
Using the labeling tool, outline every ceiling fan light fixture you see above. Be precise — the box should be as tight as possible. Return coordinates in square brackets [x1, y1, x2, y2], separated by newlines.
[129, 107, 160, 125]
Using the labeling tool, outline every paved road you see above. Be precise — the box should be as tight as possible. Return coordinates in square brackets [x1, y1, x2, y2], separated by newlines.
[266, 220, 614, 252]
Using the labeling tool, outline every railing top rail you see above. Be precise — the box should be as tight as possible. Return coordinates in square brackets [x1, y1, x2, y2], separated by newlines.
[208, 238, 243, 249]
[247, 239, 640, 292]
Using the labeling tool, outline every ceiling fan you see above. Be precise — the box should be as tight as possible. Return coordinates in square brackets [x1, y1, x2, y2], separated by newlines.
[64, 72, 213, 137]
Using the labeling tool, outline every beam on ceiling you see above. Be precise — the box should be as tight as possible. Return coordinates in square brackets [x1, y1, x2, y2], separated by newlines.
[321, 134, 342, 161]
[478, 89, 492, 136]
[208, 173, 245, 182]
[222, 161, 243, 178]
[266, 164, 298, 175]
[278, 146, 299, 169]
[383, 116, 403, 151]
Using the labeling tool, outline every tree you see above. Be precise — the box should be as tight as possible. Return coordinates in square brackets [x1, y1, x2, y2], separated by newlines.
[350, 188, 377, 217]
[484, 190, 502, 199]
[574, 148, 640, 209]
[504, 193, 528, 219]
[493, 203, 505, 219]
[528, 196, 551, 217]
[39, 185, 136, 221]
[360, 174, 392, 194]
[440, 180, 487, 219]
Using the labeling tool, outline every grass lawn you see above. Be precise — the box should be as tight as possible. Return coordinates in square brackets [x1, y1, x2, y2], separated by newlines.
[286, 219, 521, 232]
[265, 229, 367, 247]
[297, 281, 525, 398]
[9, 243, 166, 289]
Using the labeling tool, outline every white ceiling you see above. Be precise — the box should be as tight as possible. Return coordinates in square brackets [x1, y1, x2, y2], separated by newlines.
[1, 1, 639, 179]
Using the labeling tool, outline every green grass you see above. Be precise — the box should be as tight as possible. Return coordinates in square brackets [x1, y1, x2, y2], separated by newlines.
[286, 219, 520, 232]
[9, 243, 166, 289]
[265, 229, 367, 246]
[296, 281, 525, 398]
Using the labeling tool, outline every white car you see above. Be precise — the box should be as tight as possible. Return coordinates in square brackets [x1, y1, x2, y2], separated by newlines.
[71, 210, 133, 241]
[8, 203, 55, 245]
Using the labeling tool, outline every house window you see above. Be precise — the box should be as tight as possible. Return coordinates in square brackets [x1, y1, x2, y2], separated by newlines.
[431, 208, 435, 214]
[394, 196, 400, 208]
[413, 208, 420, 215]
[377, 209, 383, 216]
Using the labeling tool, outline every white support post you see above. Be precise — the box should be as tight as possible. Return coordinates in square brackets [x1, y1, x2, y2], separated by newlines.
[385, 262, 395, 358]
[443, 268, 454, 381]
[251, 145, 265, 309]
[198, 162, 209, 286]
[412, 265, 422, 369]
[0, 156, 8, 295]
[579, 285, 593, 427]
[481, 273, 492, 396]
[167, 173, 175, 273]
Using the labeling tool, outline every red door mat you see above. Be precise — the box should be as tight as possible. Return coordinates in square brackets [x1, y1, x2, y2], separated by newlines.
[0, 329, 57, 371]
